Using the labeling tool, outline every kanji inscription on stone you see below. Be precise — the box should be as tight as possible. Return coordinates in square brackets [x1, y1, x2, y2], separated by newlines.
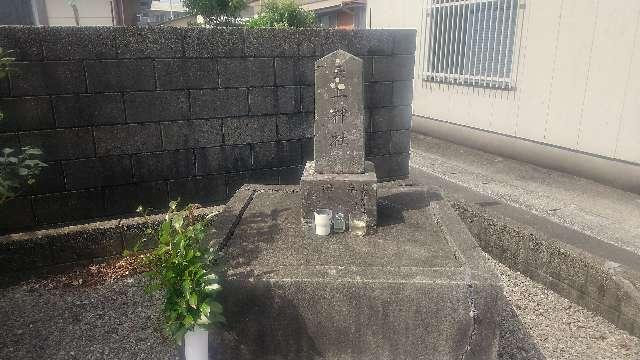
[314, 50, 365, 174]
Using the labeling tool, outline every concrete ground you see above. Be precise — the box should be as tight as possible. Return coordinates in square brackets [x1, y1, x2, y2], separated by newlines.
[409, 133, 640, 258]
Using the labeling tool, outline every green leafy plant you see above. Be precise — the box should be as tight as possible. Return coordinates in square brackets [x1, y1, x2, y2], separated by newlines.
[138, 201, 224, 344]
[183, 0, 247, 26]
[0, 48, 46, 205]
[245, 0, 316, 28]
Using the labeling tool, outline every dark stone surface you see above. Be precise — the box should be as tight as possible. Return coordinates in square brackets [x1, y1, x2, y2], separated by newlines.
[33, 189, 105, 225]
[19, 128, 94, 161]
[226, 170, 280, 195]
[43, 27, 116, 60]
[104, 181, 168, 215]
[85, 60, 155, 92]
[184, 28, 244, 58]
[367, 153, 410, 180]
[115, 27, 183, 59]
[365, 82, 393, 108]
[370, 106, 412, 131]
[219, 58, 274, 87]
[22, 163, 65, 196]
[0, 26, 45, 61]
[275, 57, 298, 85]
[190, 88, 248, 119]
[393, 80, 414, 106]
[245, 29, 299, 57]
[300, 161, 377, 228]
[124, 91, 189, 123]
[279, 166, 305, 185]
[314, 50, 366, 174]
[52, 93, 125, 127]
[373, 55, 416, 82]
[155, 59, 218, 90]
[301, 85, 314, 112]
[0, 97, 53, 131]
[223, 116, 277, 145]
[195, 145, 252, 175]
[168, 175, 227, 205]
[253, 140, 302, 169]
[0, 197, 35, 233]
[277, 86, 301, 114]
[248, 87, 276, 115]
[277, 113, 313, 140]
[212, 185, 503, 359]
[63, 155, 133, 190]
[161, 119, 223, 150]
[393, 30, 418, 55]
[366, 131, 391, 156]
[94, 123, 162, 156]
[48, 224, 123, 263]
[10, 62, 85, 96]
[131, 150, 194, 182]
[390, 130, 411, 154]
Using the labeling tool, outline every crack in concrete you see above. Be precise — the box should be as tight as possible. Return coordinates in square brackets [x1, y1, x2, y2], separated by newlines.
[461, 281, 478, 360]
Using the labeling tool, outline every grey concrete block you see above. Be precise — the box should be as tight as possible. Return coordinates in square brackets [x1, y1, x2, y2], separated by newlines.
[184, 28, 244, 58]
[22, 163, 66, 195]
[104, 181, 168, 215]
[85, 60, 155, 92]
[301, 137, 313, 161]
[0, 97, 53, 131]
[195, 145, 252, 175]
[0, 26, 45, 61]
[19, 128, 94, 161]
[63, 155, 133, 190]
[132, 150, 195, 182]
[0, 197, 35, 233]
[190, 88, 248, 119]
[168, 175, 227, 205]
[277, 113, 313, 140]
[219, 58, 274, 87]
[226, 169, 280, 195]
[0, 227, 50, 269]
[0, 78, 9, 97]
[48, 224, 123, 264]
[366, 131, 391, 156]
[94, 123, 162, 156]
[277, 86, 301, 114]
[249, 87, 276, 115]
[393, 80, 413, 106]
[367, 153, 410, 180]
[53, 93, 125, 127]
[33, 189, 105, 225]
[223, 116, 277, 145]
[124, 90, 189, 123]
[245, 29, 299, 57]
[393, 29, 418, 55]
[373, 55, 415, 81]
[279, 166, 305, 185]
[390, 130, 411, 154]
[365, 82, 393, 108]
[0, 133, 19, 149]
[43, 27, 116, 60]
[116, 27, 183, 58]
[301, 85, 314, 112]
[350, 30, 394, 56]
[156, 59, 218, 90]
[10, 62, 85, 96]
[162, 119, 223, 150]
[275, 58, 297, 86]
[253, 140, 302, 169]
[299, 57, 315, 85]
[370, 106, 412, 131]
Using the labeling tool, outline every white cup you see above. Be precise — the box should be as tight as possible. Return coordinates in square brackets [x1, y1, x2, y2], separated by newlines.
[314, 209, 333, 236]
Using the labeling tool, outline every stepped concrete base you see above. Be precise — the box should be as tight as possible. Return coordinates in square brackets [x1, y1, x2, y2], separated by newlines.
[207, 184, 504, 359]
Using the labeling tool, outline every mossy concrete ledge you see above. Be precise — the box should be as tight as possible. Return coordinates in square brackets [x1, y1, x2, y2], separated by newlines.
[207, 184, 505, 359]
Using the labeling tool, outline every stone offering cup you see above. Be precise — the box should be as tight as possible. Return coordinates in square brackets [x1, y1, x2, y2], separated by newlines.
[314, 209, 333, 236]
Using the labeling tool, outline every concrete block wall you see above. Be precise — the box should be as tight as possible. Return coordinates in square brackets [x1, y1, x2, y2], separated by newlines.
[0, 26, 416, 234]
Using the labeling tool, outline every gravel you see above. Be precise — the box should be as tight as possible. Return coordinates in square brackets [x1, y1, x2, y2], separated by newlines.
[1, 260, 638, 360]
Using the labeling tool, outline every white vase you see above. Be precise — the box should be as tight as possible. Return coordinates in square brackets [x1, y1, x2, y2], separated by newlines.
[314, 209, 332, 236]
[184, 327, 208, 360]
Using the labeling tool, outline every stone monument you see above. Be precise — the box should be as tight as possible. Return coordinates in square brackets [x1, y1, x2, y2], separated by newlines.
[300, 50, 378, 231]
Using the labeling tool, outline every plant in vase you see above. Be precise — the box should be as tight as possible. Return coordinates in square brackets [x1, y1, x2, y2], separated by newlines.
[138, 201, 224, 360]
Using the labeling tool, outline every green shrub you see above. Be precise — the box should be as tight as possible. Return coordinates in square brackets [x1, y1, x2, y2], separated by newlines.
[245, 0, 316, 29]
[138, 202, 225, 343]
[183, 0, 247, 26]
[0, 48, 46, 205]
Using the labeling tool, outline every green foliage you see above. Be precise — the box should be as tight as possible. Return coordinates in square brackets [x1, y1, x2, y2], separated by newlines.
[183, 0, 247, 26]
[0, 48, 46, 205]
[137, 201, 225, 344]
[245, 0, 316, 28]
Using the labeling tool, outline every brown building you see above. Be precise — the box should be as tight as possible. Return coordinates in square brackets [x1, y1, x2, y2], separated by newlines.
[246, 0, 367, 29]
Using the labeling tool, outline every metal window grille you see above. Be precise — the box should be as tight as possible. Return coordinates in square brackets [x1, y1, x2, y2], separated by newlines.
[423, 0, 519, 89]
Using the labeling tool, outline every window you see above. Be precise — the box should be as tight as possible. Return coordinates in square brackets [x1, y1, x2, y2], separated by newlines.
[424, 0, 519, 89]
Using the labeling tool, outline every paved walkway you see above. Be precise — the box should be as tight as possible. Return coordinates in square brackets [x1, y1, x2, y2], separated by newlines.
[409, 133, 640, 257]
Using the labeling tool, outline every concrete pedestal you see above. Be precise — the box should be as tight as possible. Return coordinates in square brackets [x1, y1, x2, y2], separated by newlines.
[207, 184, 504, 360]
[300, 161, 378, 230]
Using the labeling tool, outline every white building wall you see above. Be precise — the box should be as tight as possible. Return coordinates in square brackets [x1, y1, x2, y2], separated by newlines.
[367, 0, 640, 165]
[44, 0, 115, 26]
